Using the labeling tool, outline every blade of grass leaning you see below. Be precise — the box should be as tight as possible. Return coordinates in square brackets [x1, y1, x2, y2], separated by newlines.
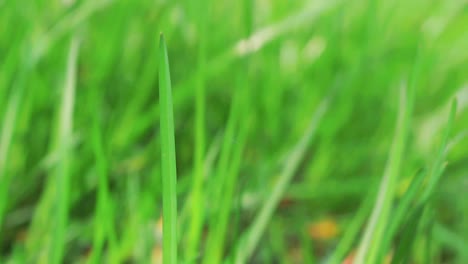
[204, 121, 248, 264]
[89, 90, 115, 264]
[50, 36, 79, 264]
[202, 81, 243, 264]
[391, 205, 427, 264]
[0, 75, 25, 230]
[233, 94, 330, 264]
[203, 78, 246, 263]
[354, 84, 412, 264]
[203, 3, 253, 259]
[419, 99, 457, 203]
[186, 3, 208, 259]
[423, 209, 435, 264]
[159, 33, 178, 264]
[203, 74, 250, 264]
[379, 100, 457, 262]
[376, 169, 427, 263]
[206, 80, 244, 230]
[327, 190, 375, 264]
[177, 131, 222, 244]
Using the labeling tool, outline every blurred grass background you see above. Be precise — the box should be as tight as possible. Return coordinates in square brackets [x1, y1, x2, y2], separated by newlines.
[0, 0, 467, 263]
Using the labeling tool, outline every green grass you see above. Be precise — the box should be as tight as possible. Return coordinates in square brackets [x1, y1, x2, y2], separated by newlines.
[90, 63, 116, 263]
[49, 35, 79, 264]
[186, 1, 208, 261]
[354, 82, 412, 264]
[234, 92, 330, 264]
[1, 0, 467, 263]
[159, 34, 178, 264]
[0, 79, 23, 232]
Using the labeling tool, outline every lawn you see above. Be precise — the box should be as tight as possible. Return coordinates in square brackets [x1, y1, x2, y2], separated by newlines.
[0, 0, 467, 263]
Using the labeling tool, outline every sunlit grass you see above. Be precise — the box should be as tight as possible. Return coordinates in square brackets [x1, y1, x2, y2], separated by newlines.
[159, 34, 178, 264]
[0, 0, 466, 263]
[49, 36, 79, 264]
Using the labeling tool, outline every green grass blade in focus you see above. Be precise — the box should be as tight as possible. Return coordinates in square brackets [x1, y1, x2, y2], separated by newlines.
[159, 33, 178, 264]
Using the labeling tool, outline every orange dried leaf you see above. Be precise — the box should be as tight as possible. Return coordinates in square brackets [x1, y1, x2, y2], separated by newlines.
[307, 218, 339, 241]
[152, 246, 163, 264]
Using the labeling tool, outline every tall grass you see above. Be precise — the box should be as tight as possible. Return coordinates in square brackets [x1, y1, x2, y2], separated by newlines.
[354, 83, 412, 264]
[0, 0, 466, 263]
[186, 1, 208, 260]
[50, 36, 79, 264]
[0, 83, 23, 231]
[159, 34, 178, 264]
[234, 94, 331, 264]
[90, 80, 116, 263]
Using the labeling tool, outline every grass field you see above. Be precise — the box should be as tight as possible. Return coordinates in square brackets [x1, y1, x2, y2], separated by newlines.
[1, 0, 467, 263]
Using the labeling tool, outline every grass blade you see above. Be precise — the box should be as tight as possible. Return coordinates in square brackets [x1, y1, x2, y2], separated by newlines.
[49, 36, 79, 264]
[391, 205, 426, 264]
[420, 99, 457, 203]
[186, 3, 208, 260]
[89, 90, 115, 263]
[203, 74, 250, 264]
[378, 99, 457, 262]
[159, 33, 178, 264]
[51, 36, 79, 264]
[0, 81, 24, 230]
[233, 94, 330, 264]
[376, 169, 427, 263]
[354, 84, 412, 264]
[327, 190, 374, 264]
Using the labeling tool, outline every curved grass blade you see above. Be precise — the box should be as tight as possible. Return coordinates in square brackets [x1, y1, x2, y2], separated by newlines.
[159, 33, 178, 264]
[391, 205, 426, 264]
[378, 99, 457, 262]
[89, 89, 116, 264]
[376, 169, 427, 263]
[420, 99, 457, 203]
[233, 94, 330, 264]
[354, 84, 412, 264]
[186, 3, 208, 259]
[327, 190, 374, 264]
[0, 74, 25, 230]
[49, 36, 80, 264]
[202, 74, 250, 264]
